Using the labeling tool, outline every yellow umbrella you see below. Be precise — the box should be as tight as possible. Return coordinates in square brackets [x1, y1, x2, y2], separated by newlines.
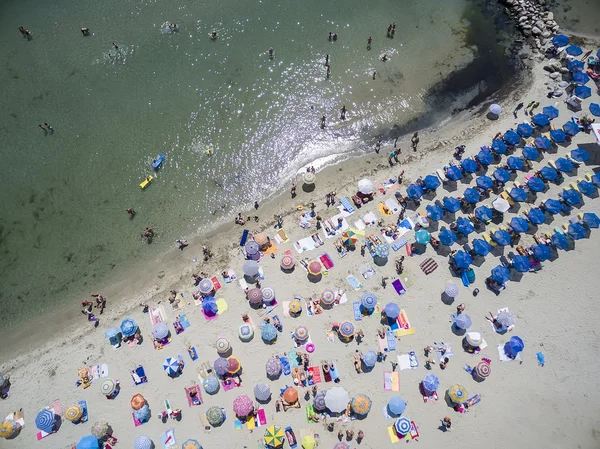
[0, 420, 16, 438]
[289, 300, 302, 314]
[448, 385, 468, 404]
[301, 435, 316, 449]
[65, 405, 83, 422]
[264, 425, 285, 447]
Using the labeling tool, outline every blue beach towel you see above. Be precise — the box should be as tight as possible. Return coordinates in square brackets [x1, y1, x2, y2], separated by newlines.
[240, 229, 249, 246]
[78, 400, 88, 423]
[340, 197, 355, 214]
[280, 357, 291, 375]
[329, 365, 340, 381]
[386, 330, 396, 351]
[346, 275, 363, 290]
[353, 302, 363, 321]
[179, 314, 191, 329]
[391, 237, 408, 251]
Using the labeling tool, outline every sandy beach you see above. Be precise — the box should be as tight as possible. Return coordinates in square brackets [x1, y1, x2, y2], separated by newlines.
[2, 17, 600, 449]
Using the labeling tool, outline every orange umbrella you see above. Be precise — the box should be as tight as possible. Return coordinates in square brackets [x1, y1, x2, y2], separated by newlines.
[131, 393, 145, 410]
[254, 233, 268, 245]
[228, 356, 241, 374]
[283, 387, 298, 403]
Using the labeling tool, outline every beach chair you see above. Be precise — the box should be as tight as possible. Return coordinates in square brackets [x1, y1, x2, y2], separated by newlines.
[569, 182, 580, 192]
[548, 160, 558, 170]
[131, 366, 147, 385]
[481, 232, 497, 247]
[499, 191, 515, 206]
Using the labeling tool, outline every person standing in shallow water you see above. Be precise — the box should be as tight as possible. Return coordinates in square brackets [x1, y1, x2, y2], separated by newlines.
[340, 105, 346, 120]
[367, 36, 372, 49]
[321, 115, 326, 129]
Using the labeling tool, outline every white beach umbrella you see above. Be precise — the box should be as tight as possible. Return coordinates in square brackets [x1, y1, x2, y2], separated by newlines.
[357, 179, 374, 195]
[492, 197, 511, 213]
[325, 387, 350, 413]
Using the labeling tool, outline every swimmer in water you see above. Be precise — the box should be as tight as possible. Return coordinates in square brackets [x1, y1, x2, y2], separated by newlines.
[210, 31, 217, 39]
[81, 27, 90, 36]
[169, 23, 177, 31]
[269, 47, 274, 59]
[112, 42, 118, 50]
[367, 36, 372, 49]
[381, 54, 389, 62]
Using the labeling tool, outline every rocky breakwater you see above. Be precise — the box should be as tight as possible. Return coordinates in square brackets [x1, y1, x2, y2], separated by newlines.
[499, 0, 561, 53]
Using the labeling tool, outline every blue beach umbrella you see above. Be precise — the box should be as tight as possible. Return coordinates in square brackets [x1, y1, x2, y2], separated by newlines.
[568, 223, 586, 240]
[203, 375, 220, 394]
[387, 397, 407, 416]
[563, 121, 580, 136]
[446, 165, 463, 181]
[426, 204, 444, 220]
[509, 187, 527, 202]
[573, 71, 590, 85]
[574, 85, 591, 99]
[532, 244, 551, 261]
[134, 436, 153, 449]
[245, 241, 259, 256]
[552, 34, 569, 46]
[463, 188, 480, 204]
[512, 255, 531, 272]
[476, 148, 493, 165]
[152, 322, 169, 340]
[534, 136, 552, 150]
[571, 148, 589, 162]
[474, 205, 493, 222]
[544, 198, 564, 214]
[567, 59, 584, 72]
[120, 318, 138, 338]
[582, 212, 600, 228]
[532, 114, 550, 127]
[261, 323, 277, 341]
[491, 139, 507, 154]
[510, 217, 529, 233]
[566, 45, 583, 56]
[395, 417, 412, 435]
[203, 299, 218, 316]
[542, 106, 559, 119]
[384, 302, 401, 319]
[461, 158, 478, 173]
[455, 217, 475, 235]
[362, 350, 377, 368]
[492, 230, 511, 246]
[76, 436, 99, 449]
[407, 184, 424, 200]
[35, 409, 55, 433]
[551, 232, 569, 249]
[361, 292, 378, 310]
[527, 208, 546, 225]
[493, 168, 511, 184]
[472, 239, 491, 256]
[415, 229, 431, 245]
[555, 157, 574, 173]
[438, 228, 457, 246]
[422, 374, 440, 393]
[503, 130, 520, 145]
[508, 336, 525, 355]
[133, 404, 150, 423]
[453, 250, 472, 269]
[578, 180, 596, 196]
[104, 328, 119, 339]
[590, 103, 600, 117]
[443, 197, 461, 213]
[423, 174, 441, 190]
[507, 156, 524, 171]
[550, 129, 566, 143]
[592, 173, 600, 186]
[163, 357, 180, 376]
[527, 177, 545, 192]
[522, 146, 539, 161]
[516, 123, 533, 137]
[491, 265, 510, 284]
[213, 357, 230, 376]
[540, 166, 558, 181]
[454, 313, 472, 330]
[476, 175, 494, 190]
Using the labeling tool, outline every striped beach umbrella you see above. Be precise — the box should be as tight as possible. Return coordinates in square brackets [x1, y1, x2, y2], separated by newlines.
[394, 417, 412, 435]
[342, 230, 358, 246]
[313, 391, 327, 411]
[302, 172, 316, 184]
[198, 278, 214, 295]
[280, 255, 295, 270]
[248, 287, 263, 305]
[474, 360, 491, 379]
[239, 324, 254, 341]
[293, 325, 309, 342]
[254, 383, 272, 402]
[202, 375, 220, 394]
[465, 331, 482, 347]
[262, 287, 275, 303]
[233, 395, 254, 417]
[307, 260, 322, 275]
[130, 393, 145, 410]
[182, 440, 203, 449]
[265, 357, 282, 377]
[100, 378, 117, 396]
[213, 357, 230, 376]
[448, 385, 468, 404]
[264, 425, 285, 448]
[216, 337, 231, 355]
[320, 289, 336, 306]
[206, 406, 225, 426]
[338, 321, 354, 339]
[0, 420, 17, 438]
[90, 421, 109, 439]
[119, 318, 138, 337]
[152, 322, 169, 340]
[163, 357, 180, 376]
[254, 233, 268, 246]
[289, 299, 302, 314]
[444, 282, 459, 298]
[350, 394, 372, 416]
[227, 356, 241, 374]
[65, 404, 83, 422]
[261, 323, 278, 342]
[361, 292, 377, 309]
[133, 436, 153, 449]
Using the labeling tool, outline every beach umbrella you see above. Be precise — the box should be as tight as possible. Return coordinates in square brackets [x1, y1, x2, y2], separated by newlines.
[534, 136, 552, 150]
[509, 187, 527, 202]
[474, 361, 491, 379]
[472, 239, 491, 256]
[491, 265, 510, 284]
[264, 425, 285, 448]
[104, 327, 119, 339]
[455, 217, 475, 235]
[423, 174, 441, 190]
[283, 387, 299, 404]
[265, 357, 282, 378]
[415, 229, 431, 245]
[342, 230, 358, 247]
[544, 198, 564, 215]
[508, 336, 525, 355]
[262, 287, 275, 304]
[574, 85, 591, 99]
[446, 165, 463, 181]
[582, 212, 600, 228]
[533, 244, 552, 261]
[233, 395, 254, 417]
[261, 323, 277, 342]
[394, 417, 412, 436]
[303, 172, 315, 185]
[152, 322, 169, 340]
[590, 103, 600, 117]
[163, 357, 180, 376]
[362, 350, 378, 368]
[566, 44, 583, 56]
[476, 148, 494, 165]
[461, 158, 478, 173]
[198, 278, 214, 295]
[489, 104, 502, 115]
[516, 123, 533, 137]
[443, 197, 461, 213]
[453, 250, 472, 269]
[131, 393, 145, 410]
[361, 292, 377, 309]
[562, 188, 582, 206]
[76, 436, 99, 449]
[423, 374, 440, 392]
[465, 331, 482, 347]
[202, 376, 220, 394]
[239, 324, 254, 341]
[375, 243, 390, 258]
[568, 223, 586, 240]
[313, 391, 327, 411]
[302, 436, 316, 449]
[571, 148, 589, 162]
[216, 337, 231, 355]
[407, 184, 424, 200]
[492, 229, 511, 246]
[333, 443, 350, 449]
[213, 357, 230, 376]
[444, 282, 459, 298]
[540, 166, 558, 181]
[552, 232, 569, 249]
[307, 260, 322, 275]
[206, 406, 225, 426]
[493, 168, 511, 184]
[503, 130, 520, 145]
[351, 394, 372, 416]
[543, 106, 559, 119]
[476, 175, 493, 190]
[289, 299, 302, 314]
[454, 313, 472, 330]
[91, 421, 109, 439]
[320, 289, 336, 306]
[527, 177, 545, 192]
[245, 241, 259, 257]
[247, 288, 263, 305]
[492, 197, 510, 213]
[474, 205, 493, 222]
[384, 302, 401, 319]
[254, 383, 271, 402]
[227, 356, 241, 374]
[532, 114, 550, 127]
[448, 385, 468, 404]
[438, 228, 457, 246]
[497, 310, 515, 327]
[325, 387, 350, 413]
[512, 255, 531, 272]
[133, 404, 150, 423]
[491, 139, 507, 154]
[182, 440, 203, 449]
[100, 378, 117, 396]
[293, 325, 309, 342]
[65, 404, 84, 422]
[357, 178, 374, 194]
[568, 59, 585, 72]
[573, 72, 590, 85]
[338, 321, 355, 338]
[593, 174, 600, 186]
[387, 397, 407, 416]
[507, 156, 524, 171]
[463, 188, 480, 204]
[522, 146, 539, 161]
[254, 233, 268, 246]
[202, 299, 218, 315]
[134, 436, 153, 449]
[119, 318, 138, 337]
[242, 260, 260, 277]
[552, 34, 569, 46]
[426, 204, 444, 221]
[527, 208, 546, 224]
[550, 129, 567, 143]
[563, 121, 580, 136]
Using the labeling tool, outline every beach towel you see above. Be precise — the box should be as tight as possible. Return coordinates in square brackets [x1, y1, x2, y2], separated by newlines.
[388, 426, 401, 444]
[326, 330, 335, 343]
[282, 301, 291, 317]
[256, 409, 267, 426]
[419, 258, 438, 275]
[288, 350, 300, 369]
[280, 357, 291, 375]
[354, 219, 366, 230]
[497, 344, 522, 362]
[335, 290, 348, 304]
[78, 400, 89, 423]
[185, 385, 203, 406]
[319, 253, 334, 270]
[132, 413, 143, 427]
[307, 366, 322, 384]
[52, 399, 62, 416]
[346, 275, 363, 290]
[360, 264, 376, 279]
[150, 305, 167, 325]
[211, 277, 222, 291]
[277, 229, 289, 243]
[160, 429, 176, 449]
[247, 416, 256, 430]
[329, 364, 339, 381]
[240, 230, 249, 247]
[397, 354, 412, 371]
[391, 237, 408, 251]
[294, 237, 316, 254]
[363, 212, 377, 225]
[222, 269, 237, 284]
[216, 298, 228, 315]
[385, 198, 402, 215]
[383, 371, 400, 391]
[397, 217, 415, 231]
[179, 314, 191, 329]
[396, 310, 412, 335]
[238, 277, 249, 290]
[434, 343, 454, 363]
[378, 203, 392, 216]
[392, 279, 406, 295]
[378, 337, 388, 353]
[387, 330, 397, 350]
[323, 214, 350, 239]
[188, 347, 198, 361]
[299, 212, 314, 228]
[339, 197, 355, 214]
[131, 365, 148, 385]
[234, 419, 243, 431]
[264, 244, 278, 256]
[200, 413, 211, 433]
[305, 405, 317, 423]
[352, 302, 362, 321]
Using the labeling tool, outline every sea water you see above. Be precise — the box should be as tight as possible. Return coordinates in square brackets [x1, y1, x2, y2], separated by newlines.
[0, 0, 516, 328]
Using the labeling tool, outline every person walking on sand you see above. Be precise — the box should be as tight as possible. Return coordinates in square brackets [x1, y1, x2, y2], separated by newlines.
[254, 201, 259, 210]
[290, 183, 296, 198]
[391, 22, 396, 36]
[513, 102, 524, 118]
[326, 65, 331, 79]
[375, 139, 381, 154]
[387, 24, 392, 37]
[357, 430, 364, 443]
[411, 132, 419, 151]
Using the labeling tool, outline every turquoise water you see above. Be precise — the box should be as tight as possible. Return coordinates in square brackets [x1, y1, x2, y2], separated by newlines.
[0, 0, 511, 327]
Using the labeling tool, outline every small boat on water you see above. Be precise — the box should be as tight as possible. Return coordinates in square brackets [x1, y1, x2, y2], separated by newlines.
[140, 176, 153, 189]
[152, 154, 165, 170]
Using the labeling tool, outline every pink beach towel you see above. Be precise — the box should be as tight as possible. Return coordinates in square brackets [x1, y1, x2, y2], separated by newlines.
[319, 253, 334, 270]
[202, 310, 219, 321]
[307, 366, 322, 384]
[256, 409, 267, 426]
[211, 277, 222, 291]
[185, 385, 203, 407]
[132, 413, 143, 427]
